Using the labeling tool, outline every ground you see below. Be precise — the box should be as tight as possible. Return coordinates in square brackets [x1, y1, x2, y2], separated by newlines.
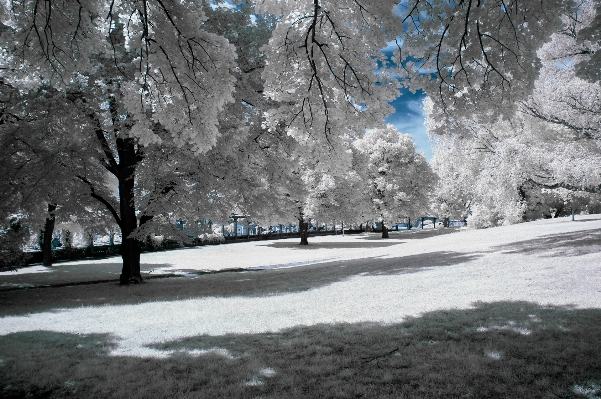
[1, 215, 600, 398]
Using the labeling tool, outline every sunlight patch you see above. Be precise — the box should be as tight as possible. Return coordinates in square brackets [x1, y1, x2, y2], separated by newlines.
[0, 265, 51, 275]
[144, 268, 198, 277]
[186, 347, 237, 359]
[484, 350, 502, 360]
[259, 367, 277, 377]
[477, 325, 531, 335]
[244, 376, 264, 386]
[528, 314, 541, 322]
[116, 346, 237, 359]
[572, 381, 601, 398]
[144, 267, 175, 275]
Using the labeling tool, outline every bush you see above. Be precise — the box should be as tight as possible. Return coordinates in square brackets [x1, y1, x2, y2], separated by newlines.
[0, 219, 31, 271]
[143, 234, 165, 251]
[199, 233, 225, 245]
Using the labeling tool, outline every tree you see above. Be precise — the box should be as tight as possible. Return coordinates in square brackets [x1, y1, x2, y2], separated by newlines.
[574, 0, 601, 83]
[423, 0, 601, 228]
[256, 0, 400, 155]
[257, 148, 332, 246]
[0, 82, 111, 266]
[353, 125, 436, 238]
[303, 168, 366, 233]
[429, 126, 527, 229]
[240, 125, 360, 245]
[255, 0, 591, 120]
[1, 1, 241, 282]
[394, 0, 574, 119]
[5, 0, 594, 264]
[1, 0, 237, 145]
[0, 215, 30, 271]
[428, 106, 601, 228]
[515, 1, 601, 214]
[428, 133, 473, 225]
[297, 161, 362, 244]
[1, 2, 295, 274]
[254, 0, 601, 132]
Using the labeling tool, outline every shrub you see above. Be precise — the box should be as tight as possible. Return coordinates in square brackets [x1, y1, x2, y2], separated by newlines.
[0, 218, 31, 271]
[199, 233, 225, 245]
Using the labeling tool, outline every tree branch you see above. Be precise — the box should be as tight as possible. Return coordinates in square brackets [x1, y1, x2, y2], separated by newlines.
[77, 175, 122, 228]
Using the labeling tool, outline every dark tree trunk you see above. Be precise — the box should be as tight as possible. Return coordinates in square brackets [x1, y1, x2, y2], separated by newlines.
[117, 138, 142, 285]
[42, 203, 56, 266]
[140, 214, 154, 249]
[443, 217, 450, 228]
[299, 218, 309, 245]
[381, 220, 389, 239]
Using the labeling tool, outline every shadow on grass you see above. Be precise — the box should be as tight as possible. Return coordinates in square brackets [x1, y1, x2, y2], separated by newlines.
[572, 215, 601, 222]
[263, 239, 402, 250]
[0, 251, 478, 317]
[2, 302, 600, 398]
[383, 227, 462, 240]
[265, 228, 461, 250]
[0, 331, 117, 398]
[493, 228, 601, 257]
[0, 263, 179, 297]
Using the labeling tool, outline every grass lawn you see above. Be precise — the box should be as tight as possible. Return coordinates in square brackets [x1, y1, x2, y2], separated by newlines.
[1, 216, 601, 398]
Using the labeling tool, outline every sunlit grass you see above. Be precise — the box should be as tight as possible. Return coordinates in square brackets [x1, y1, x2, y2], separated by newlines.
[2, 219, 601, 397]
[1, 302, 600, 398]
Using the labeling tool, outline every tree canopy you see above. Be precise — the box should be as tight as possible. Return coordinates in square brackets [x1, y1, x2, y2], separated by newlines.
[428, 0, 601, 227]
[1, 0, 600, 272]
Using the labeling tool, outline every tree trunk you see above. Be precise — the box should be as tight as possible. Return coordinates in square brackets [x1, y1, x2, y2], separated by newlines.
[381, 221, 389, 239]
[42, 203, 56, 266]
[299, 218, 309, 245]
[140, 214, 154, 250]
[117, 138, 142, 285]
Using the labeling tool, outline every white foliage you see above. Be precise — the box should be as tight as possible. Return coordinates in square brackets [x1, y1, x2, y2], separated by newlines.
[1, 0, 238, 154]
[396, 0, 572, 117]
[199, 233, 225, 244]
[353, 125, 436, 223]
[257, 0, 399, 149]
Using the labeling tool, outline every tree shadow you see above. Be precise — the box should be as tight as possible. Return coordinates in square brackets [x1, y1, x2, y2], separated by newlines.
[263, 240, 402, 250]
[383, 227, 461, 240]
[2, 302, 600, 398]
[0, 252, 479, 317]
[264, 228, 460, 249]
[571, 215, 601, 222]
[151, 301, 601, 398]
[493, 228, 601, 257]
[0, 262, 179, 292]
[0, 330, 117, 398]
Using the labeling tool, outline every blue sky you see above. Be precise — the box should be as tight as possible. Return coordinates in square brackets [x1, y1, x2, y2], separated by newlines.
[380, 40, 433, 160]
[385, 88, 431, 159]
